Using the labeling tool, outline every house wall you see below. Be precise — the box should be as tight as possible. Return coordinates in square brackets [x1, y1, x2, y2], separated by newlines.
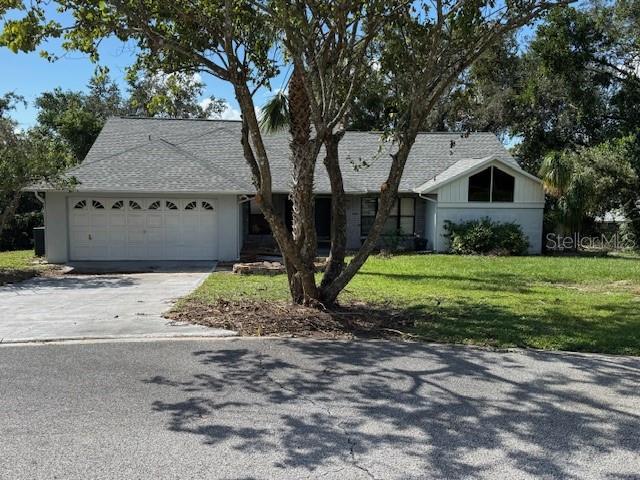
[44, 191, 69, 263]
[437, 160, 545, 204]
[43, 192, 241, 263]
[346, 195, 361, 250]
[424, 197, 437, 251]
[431, 161, 545, 254]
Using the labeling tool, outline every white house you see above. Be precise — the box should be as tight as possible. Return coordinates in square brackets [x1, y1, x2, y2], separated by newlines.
[30, 117, 545, 263]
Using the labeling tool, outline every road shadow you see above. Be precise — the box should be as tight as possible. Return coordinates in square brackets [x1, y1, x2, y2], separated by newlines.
[144, 340, 640, 478]
[1, 275, 136, 291]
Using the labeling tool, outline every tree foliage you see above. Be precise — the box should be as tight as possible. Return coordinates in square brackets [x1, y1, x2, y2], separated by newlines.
[0, 94, 74, 241]
[36, 71, 227, 161]
[0, 0, 568, 303]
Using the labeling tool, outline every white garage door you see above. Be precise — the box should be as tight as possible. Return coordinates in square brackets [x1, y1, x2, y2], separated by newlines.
[68, 198, 218, 261]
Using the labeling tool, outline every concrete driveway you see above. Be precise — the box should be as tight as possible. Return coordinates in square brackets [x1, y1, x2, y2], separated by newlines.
[1, 339, 638, 479]
[0, 263, 235, 342]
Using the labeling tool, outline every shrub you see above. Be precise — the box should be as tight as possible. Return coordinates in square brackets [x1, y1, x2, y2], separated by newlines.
[444, 218, 529, 255]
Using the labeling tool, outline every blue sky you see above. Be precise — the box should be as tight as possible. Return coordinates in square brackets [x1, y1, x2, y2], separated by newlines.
[0, 36, 255, 128]
[1, 4, 539, 131]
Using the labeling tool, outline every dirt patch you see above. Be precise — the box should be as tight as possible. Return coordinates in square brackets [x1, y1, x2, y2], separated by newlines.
[166, 298, 418, 339]
[0, 265, 65, 286]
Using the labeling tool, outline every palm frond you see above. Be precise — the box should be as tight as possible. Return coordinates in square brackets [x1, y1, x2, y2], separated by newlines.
[539, 151, 573, 198]
[259, 91, 289, 133]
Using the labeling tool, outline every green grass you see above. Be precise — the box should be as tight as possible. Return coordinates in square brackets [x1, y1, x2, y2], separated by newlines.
[0, 249, 42, 284]
[0, 250, 37, 270]
[182, 254, 640, 355]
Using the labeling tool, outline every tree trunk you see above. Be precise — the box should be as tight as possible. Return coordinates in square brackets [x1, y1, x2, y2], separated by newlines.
[321, 131, 419, 304]
[286, 66, 320, 304]
[320, 133, 347, 292]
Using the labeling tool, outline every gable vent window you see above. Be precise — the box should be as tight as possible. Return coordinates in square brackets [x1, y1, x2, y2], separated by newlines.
[468, 166, 515, 203]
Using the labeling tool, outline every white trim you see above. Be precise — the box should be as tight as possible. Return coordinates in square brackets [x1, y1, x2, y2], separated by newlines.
[413, 155, 542, 194]
[437, 202, 545, 209]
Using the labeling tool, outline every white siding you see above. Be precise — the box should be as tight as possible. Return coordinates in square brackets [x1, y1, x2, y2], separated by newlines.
[44, 192, 69, 263]
[435, 206, 544, 254]
[437, 176, 469, 203]
[431, 161, 545, 254]
[424, 199, 437, 251]
[437, 160, 544, 204]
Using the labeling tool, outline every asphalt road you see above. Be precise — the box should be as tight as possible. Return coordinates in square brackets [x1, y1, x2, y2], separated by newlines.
[1, 339, 639, 480]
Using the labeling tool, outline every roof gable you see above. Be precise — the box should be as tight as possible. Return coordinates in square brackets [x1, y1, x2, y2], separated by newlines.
[413, 155, 542, 194]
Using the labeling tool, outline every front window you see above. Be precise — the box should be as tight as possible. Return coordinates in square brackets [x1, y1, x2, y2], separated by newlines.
[248, 198, 271, 235]
[361, 197, 415, 237]
[468, 166, 515, 203]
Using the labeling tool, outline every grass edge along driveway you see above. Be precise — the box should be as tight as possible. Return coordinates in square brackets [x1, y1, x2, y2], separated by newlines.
[0, 249, 46, 285]
[175, 254, 640, 355]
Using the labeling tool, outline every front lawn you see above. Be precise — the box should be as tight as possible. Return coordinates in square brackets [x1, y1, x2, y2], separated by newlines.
[174, 254, 640, 355]
[0, 249, 44, 285]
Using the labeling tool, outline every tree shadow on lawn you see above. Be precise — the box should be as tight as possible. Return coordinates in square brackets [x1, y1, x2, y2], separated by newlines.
[144, 341, 640, 479]
[356, 270, 534, 294]
[407, 298, 640, 355]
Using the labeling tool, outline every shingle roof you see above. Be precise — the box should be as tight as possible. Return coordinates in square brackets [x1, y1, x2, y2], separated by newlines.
[60, 117, 521, 194]
[413, 154, 541, 194]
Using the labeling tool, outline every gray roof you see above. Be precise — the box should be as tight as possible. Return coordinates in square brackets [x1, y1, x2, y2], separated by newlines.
[413, 154, 540, 194]
[59, 117, 519, 194]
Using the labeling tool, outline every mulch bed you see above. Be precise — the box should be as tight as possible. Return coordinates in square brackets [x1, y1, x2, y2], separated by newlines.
[166, 298, 420, 339]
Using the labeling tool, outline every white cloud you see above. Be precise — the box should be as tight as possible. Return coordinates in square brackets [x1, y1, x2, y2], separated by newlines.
[199, 98, 261, 121]
[221, 105, 242, 120]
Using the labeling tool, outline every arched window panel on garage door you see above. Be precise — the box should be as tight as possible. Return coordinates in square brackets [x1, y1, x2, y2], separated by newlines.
[73, 200, 87, 209]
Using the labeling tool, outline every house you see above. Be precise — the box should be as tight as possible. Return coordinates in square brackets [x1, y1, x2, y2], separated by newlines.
[31, 117, 545, 263]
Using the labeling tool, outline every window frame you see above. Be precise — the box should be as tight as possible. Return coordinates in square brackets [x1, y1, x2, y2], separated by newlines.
[360, 196, 416, 237]
[467, 166, 515, 203]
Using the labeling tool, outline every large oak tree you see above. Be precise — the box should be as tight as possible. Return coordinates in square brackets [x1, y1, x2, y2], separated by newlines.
[1, 0, 568, 304]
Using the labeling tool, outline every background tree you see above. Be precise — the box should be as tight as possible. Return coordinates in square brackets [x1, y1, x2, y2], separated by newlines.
[35, 73, 126, 161]
[126, 70, 226, 119]
[0, 94, 74, 241]
[540, 138, 639, 232]
[1, 0, 568, 304]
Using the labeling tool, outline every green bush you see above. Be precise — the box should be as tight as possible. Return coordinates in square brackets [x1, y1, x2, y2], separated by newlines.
[444, 218, 529, 255]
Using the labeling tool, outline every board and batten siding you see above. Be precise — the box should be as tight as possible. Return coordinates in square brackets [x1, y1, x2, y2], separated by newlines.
[432, 161, 545, 254]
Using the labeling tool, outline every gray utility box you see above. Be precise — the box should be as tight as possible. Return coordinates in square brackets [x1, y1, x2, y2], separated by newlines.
[33, 227, 45, 257]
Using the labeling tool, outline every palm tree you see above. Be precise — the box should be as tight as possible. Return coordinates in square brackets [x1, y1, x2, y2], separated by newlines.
[259, 91, 289, 133]
[539, 151, 573, 198]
